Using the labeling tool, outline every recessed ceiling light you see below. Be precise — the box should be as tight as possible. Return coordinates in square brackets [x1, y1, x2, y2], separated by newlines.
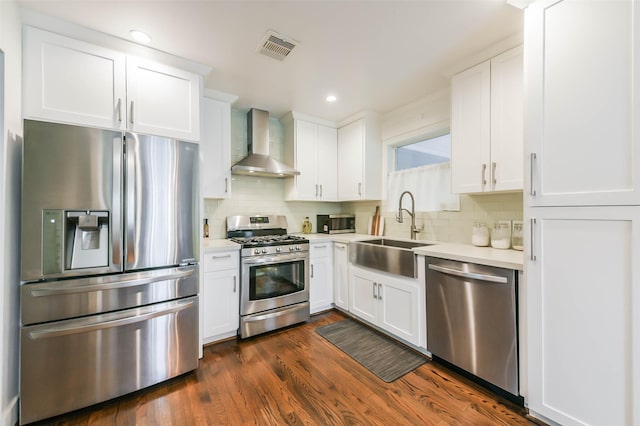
[326, 95, 337, 102]
[129, 30, 151, 44]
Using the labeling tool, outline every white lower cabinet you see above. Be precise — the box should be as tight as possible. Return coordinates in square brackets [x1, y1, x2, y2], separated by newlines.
[332, 242, 349, 310]
[310, 242, 333, 313]
[201, 249, 239, 344]
[526, 206, 640, 425]
[349, 264, 424, 347]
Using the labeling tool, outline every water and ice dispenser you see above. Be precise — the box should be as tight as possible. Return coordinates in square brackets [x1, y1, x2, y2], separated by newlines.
[42, 209, 110, 274]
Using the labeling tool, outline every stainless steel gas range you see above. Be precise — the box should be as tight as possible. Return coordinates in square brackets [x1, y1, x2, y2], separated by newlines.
[227, 215, 310, 338]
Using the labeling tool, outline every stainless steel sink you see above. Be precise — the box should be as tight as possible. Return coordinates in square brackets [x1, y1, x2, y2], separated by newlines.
[348, 239, 432, 278]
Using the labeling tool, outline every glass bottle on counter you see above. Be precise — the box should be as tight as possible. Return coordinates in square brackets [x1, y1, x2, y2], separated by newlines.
[302, 217, 312, 234]
[203, 218, 209, 238]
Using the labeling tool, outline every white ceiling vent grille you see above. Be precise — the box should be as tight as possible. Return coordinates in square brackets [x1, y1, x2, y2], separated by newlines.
[258, 30, 298, 61]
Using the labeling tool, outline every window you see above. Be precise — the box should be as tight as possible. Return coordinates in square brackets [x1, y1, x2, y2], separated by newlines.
[395, 134, 451, 171]
[388, 132, 459, 212]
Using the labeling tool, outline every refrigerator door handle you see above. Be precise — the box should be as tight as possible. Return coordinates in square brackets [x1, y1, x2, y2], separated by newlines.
[125, 133, 138, 267]
[27, 299, 195, 340]
[112, 135, 123, 268]
[28, 267, 195, 297]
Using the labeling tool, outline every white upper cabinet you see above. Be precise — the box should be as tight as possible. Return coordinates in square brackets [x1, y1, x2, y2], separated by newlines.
[126, 57, 201, 141]
[283, 112, 338, 201]
[337, 113, 382, 201]
[526, 0, 640, 206]
[201, 96, 233, 199]
[23, 26, 127, 130]
[451, 46, 523, 194]
[23, 26, 202, 142]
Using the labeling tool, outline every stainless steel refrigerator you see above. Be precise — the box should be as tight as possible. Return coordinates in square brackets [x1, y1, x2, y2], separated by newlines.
[19, 120, 200, 425]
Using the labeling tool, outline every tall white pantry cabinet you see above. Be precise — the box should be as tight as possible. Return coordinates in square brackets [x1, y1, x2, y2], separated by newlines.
[524, 1, 640, 425]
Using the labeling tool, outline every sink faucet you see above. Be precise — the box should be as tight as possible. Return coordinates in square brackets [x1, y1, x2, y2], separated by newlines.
[396, 190, 420, 240]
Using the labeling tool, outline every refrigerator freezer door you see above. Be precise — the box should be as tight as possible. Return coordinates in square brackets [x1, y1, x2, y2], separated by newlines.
[20, 296, 199, 425]
[21, 120, 123, 281]
[124, 133, 199, 270]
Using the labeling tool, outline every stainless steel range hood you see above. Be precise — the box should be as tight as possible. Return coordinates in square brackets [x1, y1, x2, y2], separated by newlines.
[231, 108, 300, 178]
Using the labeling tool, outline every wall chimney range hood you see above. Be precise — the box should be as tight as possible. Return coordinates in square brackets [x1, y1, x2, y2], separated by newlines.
[231, 108, 299, 178]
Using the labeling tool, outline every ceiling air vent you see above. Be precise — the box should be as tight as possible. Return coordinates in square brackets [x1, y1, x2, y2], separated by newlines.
[258, 30, 298, 61]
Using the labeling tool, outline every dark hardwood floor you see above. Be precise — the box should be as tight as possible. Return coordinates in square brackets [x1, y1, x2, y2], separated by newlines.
[38, 310, 542, 425]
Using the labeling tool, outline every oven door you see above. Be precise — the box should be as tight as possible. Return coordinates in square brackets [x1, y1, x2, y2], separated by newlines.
[240, 252, 309, 316]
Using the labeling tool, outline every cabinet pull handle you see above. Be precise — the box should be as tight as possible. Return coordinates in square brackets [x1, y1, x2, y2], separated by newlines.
[530, 153, 537, 196]
[315, 184, 319, 197]
[310, 264, 314, 278]
[313, 245, 327, 249]
[377, 283, 382, 300]
[225, 177, 229, 193]
[492, 162, 497, 185]
[210, 254, 231, 260]
[233, 275, 237, 293]
[530, 218, 537, 261]
[358, 182, 362, 196]
[481, 164, 487, 186]
[117, 98, 122, 122]
[319, 184, 323, 197]
[372, 282, 377, 299]
[130, 101, 134, 124]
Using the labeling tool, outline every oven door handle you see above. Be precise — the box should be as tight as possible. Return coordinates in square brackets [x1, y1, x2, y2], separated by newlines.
[243, 254, 307, 265]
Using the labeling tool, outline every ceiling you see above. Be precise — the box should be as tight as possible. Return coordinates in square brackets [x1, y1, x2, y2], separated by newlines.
[17, 0, 523, 123]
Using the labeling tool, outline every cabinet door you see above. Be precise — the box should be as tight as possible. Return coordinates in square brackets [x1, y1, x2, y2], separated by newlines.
[201, 97, 231, 199]
[337, 120, 365, 200]
[310, 254, 333, 313]
[526, 0, 640, 206]
[378, 276, 421, 346]
[349, 270, 377, 323]
[126, 57, 201, 141]
[490, 46, 523, 192]
[451, 61, 491, 194]
[23, 26, 126, 130]
[317, 124, 338, 200]
[333, 243, 349, 310]
[295, 120, 320, 200]
[526, 206, 640, 425]
[201, 270, 239, 343]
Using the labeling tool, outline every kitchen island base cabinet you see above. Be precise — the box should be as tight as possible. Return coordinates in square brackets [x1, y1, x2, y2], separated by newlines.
[349, 264, 424, 347]
[201, 249, 240, 345]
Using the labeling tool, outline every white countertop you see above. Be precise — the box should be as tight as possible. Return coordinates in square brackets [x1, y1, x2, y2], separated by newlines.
[202, 235, 523, 270]
[414, 243, 524, 271]
[202, 238, 240, 252]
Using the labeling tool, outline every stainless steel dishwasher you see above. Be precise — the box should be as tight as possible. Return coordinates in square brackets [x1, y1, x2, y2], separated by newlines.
[426, 256, 518, 396]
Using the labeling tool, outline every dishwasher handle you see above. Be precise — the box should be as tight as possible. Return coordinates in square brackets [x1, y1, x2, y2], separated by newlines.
[427, 264, 508, 284]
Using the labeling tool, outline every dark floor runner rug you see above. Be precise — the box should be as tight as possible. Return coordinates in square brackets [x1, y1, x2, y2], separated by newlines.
[316, 318, 427, 382]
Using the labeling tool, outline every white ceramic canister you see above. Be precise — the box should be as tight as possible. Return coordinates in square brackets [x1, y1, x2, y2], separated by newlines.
[511, 220, 524, 251]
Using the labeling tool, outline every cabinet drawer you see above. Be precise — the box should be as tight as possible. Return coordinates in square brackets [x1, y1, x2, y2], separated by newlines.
[203, 250, 239, 272]
[310, 242, 332, 258]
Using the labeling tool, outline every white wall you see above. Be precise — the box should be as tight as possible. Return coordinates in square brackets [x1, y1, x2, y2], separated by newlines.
[0, 1, 22, 425]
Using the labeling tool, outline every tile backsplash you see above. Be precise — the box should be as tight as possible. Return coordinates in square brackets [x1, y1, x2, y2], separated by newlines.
[342, 192, 523, 244]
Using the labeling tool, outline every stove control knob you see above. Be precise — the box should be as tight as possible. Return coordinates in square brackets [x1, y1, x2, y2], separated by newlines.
[275, 247, 282, 253]
[289, 246, 294, 252]
[295, 245, 301, 251]
[254, 249, 260, 255]
[262, 249, 268, 254]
